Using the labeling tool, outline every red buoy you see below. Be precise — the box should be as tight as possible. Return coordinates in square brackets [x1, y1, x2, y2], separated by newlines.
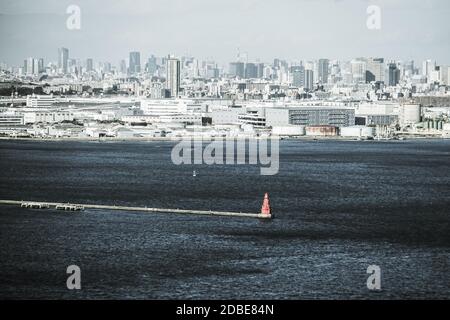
[261, 192, 272, 217]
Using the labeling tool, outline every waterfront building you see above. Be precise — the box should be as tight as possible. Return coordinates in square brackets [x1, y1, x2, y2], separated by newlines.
[26, 95, 55, 108]
[266, 107, 355, 127]
[140, 99, 187, 116]
[166, 57, 181, 98]
[0, 113, 24, 126]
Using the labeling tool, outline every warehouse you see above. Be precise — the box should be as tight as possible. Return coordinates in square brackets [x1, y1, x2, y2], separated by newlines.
[266, 107, 355, 127]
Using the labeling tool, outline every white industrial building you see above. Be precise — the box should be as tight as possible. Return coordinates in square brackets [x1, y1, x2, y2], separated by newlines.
[26, 94, 55, 108]
[212, 108, 243, 125]
[22, 110, 74, 124]
[398, 104, 421, 126]
[340, 126, 376, 138]
[140, 99, 188, 115]
[272, 125, 306, 136]
[0, 113, 24, 126]
[356, 102, 421, 127]
[266, 106, 355, 127]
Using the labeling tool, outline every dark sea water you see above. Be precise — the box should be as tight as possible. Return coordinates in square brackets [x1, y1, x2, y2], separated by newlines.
[0, 139, 449, 299]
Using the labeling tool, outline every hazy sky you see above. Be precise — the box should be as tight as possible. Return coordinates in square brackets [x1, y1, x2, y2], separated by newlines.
[0, 0, 449, 67]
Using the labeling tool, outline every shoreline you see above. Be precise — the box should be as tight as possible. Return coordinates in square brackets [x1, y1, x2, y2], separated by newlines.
[0, 135, 446, 143]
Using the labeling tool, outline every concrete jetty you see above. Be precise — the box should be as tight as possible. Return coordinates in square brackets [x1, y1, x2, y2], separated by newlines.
[0, 199, 273, 219]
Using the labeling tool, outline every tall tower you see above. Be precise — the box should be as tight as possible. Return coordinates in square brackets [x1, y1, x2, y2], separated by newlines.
[318, 59, 329, 84]
[366, 58, 385, 83]
[26, 57, 34, 75]
[38, 58, 44, 73]
[166, 56, 181, 98]
[86, 58, 93, 72]
[119, 60, 127, 75]
[291, 65, 305, 87]
[305, 69, 314, 91]
[388, 62, 400, 86]
[129, 51, 141, 74]
[58, 47, 69, 74]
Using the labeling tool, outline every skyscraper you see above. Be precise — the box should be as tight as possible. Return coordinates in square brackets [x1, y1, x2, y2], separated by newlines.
[33, 59, 39, 75]
[129, 51, 141, 74]
[119, 60, 127, 74]
[58, 47, 69, 74]
[366, 58, 385, 83]
[245, 63, 258, 79]
[388, 63, 400, 86]
[257, 63, 265, 79]
[305, 69, 314, 91]
[229, 62, 245, 78]
[26, 57, 34, 75]
[318, 59, 329, 84]
[147, 55, 158, 75]
[86, 59, 93, 72]
[422, 59, 435, 82]
[166, 56, 181, 98]
[291, 65, 305, 87]
[351, 59, 366, 83]
[38, 58, 44, 73]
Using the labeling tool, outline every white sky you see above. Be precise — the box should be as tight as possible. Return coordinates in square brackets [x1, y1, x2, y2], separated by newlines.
[0, 0, 449, 66]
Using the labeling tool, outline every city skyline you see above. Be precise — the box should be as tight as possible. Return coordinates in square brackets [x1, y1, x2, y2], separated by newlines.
[0, 0, 449, 66]
[3, 46, 445, 73]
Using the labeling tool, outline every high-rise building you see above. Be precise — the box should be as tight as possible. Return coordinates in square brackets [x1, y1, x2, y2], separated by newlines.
[351, 59, 366, 83]
[318, 59, 329, 84]
[38, 58, 44, 73]
[440, 66, 449, 85]
[166, 56, 181, 98]
[290, 65, 305, 87]
[86, 59, 93, 72]
[366, 58, 384, 83]
[429, 66, 441, 83]
[447, 66, 450, 86]
[58, 47, 69, 74]
[119, 60, 127, 74]
[26, 57, 34, 75]
[147, 55, 158, 75]
[388, 62, 400, 86]
[129, 51, 141, 74]
[403, 60, 415, 78]
[229, 62, 245, 78]
[305, 69, 314, 91]
[33, 59, 40, 75]
[103, 62, 112, 73]
[257, 63, 265, 79]
[422, 59, 434, 79]
[245, 63, 258, 79]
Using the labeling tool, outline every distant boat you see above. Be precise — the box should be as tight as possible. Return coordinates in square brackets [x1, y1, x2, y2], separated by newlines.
[193, 170, 197, 177]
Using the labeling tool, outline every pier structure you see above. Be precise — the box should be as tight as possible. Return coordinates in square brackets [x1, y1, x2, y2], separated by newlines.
[0, 199, 273, 220]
